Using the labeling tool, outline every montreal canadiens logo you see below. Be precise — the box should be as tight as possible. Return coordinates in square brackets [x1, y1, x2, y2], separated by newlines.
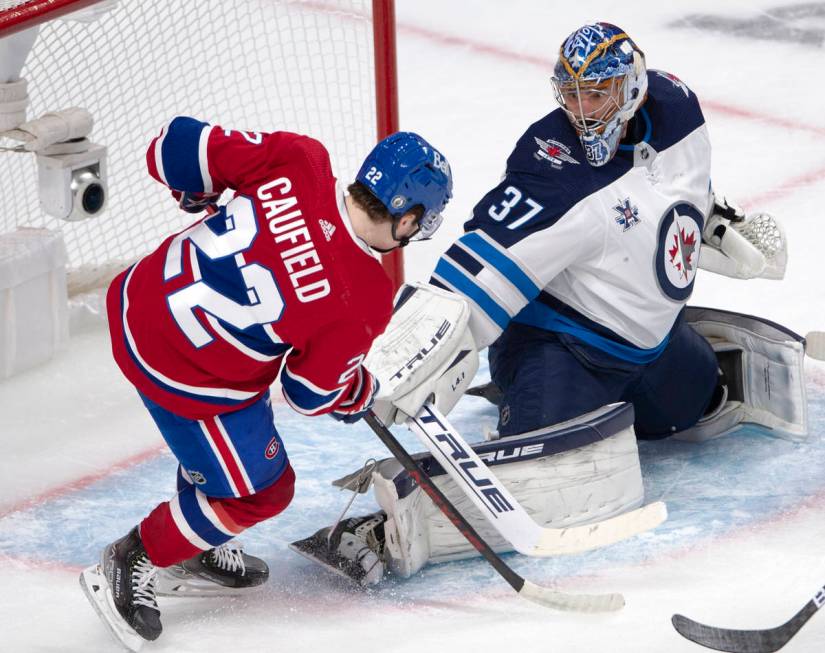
[264, 437, 280, 460]
[655, 202, 703, 301]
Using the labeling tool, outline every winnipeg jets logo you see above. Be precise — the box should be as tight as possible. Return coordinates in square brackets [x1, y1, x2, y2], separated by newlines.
[655, 70, 690, 97]
[613, 198, 640, 231]
[668, 221, 698, 281]
[655, 203, 704, 301]
[319, 219, 336, 241]
[533, 137, 580, 169]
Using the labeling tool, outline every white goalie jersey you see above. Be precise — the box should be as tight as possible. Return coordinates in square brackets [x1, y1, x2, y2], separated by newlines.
[430, 71, 715, 360]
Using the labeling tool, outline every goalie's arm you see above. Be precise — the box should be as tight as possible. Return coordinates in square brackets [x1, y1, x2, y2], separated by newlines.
[699, 195, 787, 280]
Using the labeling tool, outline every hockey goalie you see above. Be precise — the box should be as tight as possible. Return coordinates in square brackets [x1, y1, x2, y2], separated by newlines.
[292, 20, 809, 588]
[292, 274, 807, 588]
[291, 282, 659, 586]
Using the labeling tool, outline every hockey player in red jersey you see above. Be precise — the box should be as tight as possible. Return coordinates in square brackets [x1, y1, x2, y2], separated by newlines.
[79, 117, 452, 650]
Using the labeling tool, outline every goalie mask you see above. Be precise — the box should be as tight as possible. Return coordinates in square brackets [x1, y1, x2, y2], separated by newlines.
[356, 131, 453, 246]
[551, 22, 647, 167]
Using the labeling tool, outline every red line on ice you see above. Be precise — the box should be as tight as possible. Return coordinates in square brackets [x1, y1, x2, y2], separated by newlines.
[296, 1, 825, 206]
[6, 1, 825, 587]
[0, 443, 168, 519]
[741, 162, 825, 210]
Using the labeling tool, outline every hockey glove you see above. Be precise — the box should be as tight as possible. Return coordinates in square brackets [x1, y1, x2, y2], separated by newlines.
[700, 196, 787, 280]
[329, 367, 379, 424]
[366, 282, 479, 426]
[171, 189, 221, 214]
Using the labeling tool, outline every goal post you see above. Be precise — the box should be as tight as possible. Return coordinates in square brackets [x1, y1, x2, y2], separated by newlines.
[371, 0, 403, 286]
[0, 0, 404, 292]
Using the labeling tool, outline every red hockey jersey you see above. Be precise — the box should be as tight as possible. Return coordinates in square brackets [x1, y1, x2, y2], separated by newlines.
[107, 117, 392, 419]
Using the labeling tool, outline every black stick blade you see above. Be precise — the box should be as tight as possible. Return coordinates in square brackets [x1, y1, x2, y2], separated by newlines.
[671, 601, 819, 653]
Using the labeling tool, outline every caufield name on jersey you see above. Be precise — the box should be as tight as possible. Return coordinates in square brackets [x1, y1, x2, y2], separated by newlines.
[258, 175, 330, 303]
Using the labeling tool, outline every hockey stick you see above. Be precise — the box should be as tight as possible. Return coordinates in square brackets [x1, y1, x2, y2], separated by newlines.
[405, 401, 667, 557]
[671, 584, 825, 652]
[363, 410, 624, 612]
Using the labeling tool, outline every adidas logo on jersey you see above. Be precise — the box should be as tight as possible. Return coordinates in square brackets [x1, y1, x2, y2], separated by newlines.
[319, 219, 336, 241]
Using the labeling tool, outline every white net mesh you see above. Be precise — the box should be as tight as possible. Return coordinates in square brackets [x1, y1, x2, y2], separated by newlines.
[0, 0, 376, 285]
[0, 1, 35, 9]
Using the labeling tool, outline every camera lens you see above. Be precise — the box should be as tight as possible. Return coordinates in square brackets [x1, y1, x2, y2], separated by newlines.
[82, 182, 105, 214]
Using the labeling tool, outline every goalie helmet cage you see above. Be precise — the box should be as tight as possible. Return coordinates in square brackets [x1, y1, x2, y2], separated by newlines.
[0, 0, 403, 293]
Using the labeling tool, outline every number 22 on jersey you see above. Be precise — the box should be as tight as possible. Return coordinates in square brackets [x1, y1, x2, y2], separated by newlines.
[163, 195, 284, 348]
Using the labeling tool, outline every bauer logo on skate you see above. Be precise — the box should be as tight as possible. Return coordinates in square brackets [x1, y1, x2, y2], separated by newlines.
[655, 202, 704, 301]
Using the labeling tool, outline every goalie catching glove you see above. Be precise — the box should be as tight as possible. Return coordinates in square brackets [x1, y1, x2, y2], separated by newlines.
[699, 195, 787, 280]
[366, 282, 479, 425]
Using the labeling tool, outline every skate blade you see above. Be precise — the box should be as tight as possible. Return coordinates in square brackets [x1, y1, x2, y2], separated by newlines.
[154, 567, 263, 598]
[288, 540, 367, 588]
[79, 564, 145, 652]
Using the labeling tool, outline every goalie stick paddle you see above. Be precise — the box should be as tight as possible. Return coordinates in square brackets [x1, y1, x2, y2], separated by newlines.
[364, 410, 624, 613]
[405, 401, 667, 558]
[671, 583, 825, 653]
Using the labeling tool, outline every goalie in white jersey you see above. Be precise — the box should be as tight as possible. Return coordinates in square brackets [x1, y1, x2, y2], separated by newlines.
[431, 21, 792, 440]
[293, 22, 804, 588]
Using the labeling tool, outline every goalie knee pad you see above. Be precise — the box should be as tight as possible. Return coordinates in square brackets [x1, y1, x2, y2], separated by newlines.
[367, 402, 644, 578]
[674, 307, 808, 442]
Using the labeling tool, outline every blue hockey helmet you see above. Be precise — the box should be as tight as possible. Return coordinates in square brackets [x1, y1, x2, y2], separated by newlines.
[356, 131, 453, 242]
[551, 22, 647, 167]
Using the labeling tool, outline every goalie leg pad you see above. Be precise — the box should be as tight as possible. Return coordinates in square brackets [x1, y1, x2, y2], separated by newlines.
[674, 307, 808, 442]
[372, 402, 644, 577]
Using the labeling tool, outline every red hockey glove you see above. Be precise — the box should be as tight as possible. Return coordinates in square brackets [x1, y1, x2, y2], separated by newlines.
[170, 189, 221, 213]
[330, 367, 380, 424]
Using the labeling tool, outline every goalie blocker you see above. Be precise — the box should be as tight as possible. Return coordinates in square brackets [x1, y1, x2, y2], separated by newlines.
[291, 401, 645, 583]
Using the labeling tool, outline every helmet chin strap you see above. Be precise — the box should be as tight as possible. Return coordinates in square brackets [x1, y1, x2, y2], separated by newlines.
[371, 218, 415, 253]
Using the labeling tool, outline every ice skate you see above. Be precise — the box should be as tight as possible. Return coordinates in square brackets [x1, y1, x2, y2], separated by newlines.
[79, 527, 161, 652]
[290, 513, 386, 586]
[155, 542, 269, 597]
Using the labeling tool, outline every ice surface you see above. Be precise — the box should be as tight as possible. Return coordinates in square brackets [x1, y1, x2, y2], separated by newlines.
[3, 1, 825, 651]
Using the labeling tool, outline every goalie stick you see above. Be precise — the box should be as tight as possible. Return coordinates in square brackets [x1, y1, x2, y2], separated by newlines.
[671, 583, 825, 652]
[404, 401, 667, 557]
[363, 410, 624, 613]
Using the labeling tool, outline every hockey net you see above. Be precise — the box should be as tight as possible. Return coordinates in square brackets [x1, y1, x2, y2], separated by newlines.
[0, 0, 398, 294]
